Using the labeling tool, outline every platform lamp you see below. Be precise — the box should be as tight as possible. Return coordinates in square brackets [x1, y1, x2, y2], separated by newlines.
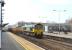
[0, 0, 5, 30]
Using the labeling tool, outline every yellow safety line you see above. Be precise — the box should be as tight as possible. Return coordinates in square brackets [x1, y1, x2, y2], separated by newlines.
[14, 38, 30, 50]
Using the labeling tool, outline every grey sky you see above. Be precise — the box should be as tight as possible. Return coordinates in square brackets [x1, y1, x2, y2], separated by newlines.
[3, 0, 72, 25]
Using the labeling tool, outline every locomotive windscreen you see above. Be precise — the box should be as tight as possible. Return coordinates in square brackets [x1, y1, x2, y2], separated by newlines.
[35, 23, 44, 29]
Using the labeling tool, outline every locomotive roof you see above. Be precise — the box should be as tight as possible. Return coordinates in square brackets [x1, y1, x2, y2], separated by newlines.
[21, 25, 34, 28]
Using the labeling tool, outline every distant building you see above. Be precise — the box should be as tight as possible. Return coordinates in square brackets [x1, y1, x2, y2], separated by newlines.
[65, 18, 72, 32]
[66, 18, 72, 24]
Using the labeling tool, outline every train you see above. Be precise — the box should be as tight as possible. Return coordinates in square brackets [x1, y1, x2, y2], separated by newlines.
[8, 23, 44, 38]
[8, 23, 72, 38]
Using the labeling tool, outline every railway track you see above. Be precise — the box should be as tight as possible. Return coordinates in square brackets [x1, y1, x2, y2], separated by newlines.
[44, 35, 72, 44]
[16, 33, 72, 50]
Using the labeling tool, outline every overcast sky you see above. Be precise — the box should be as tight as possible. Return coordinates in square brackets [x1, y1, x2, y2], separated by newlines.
[3, 0, 72, 25]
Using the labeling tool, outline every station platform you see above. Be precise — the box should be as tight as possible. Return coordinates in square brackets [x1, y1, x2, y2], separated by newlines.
[0, 30, 1, 48]
[44, 32, 72, 39]
[8, 32, 45, 50]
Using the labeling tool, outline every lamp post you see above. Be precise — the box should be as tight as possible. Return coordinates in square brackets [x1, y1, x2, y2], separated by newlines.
[53, 10, 67, 34]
